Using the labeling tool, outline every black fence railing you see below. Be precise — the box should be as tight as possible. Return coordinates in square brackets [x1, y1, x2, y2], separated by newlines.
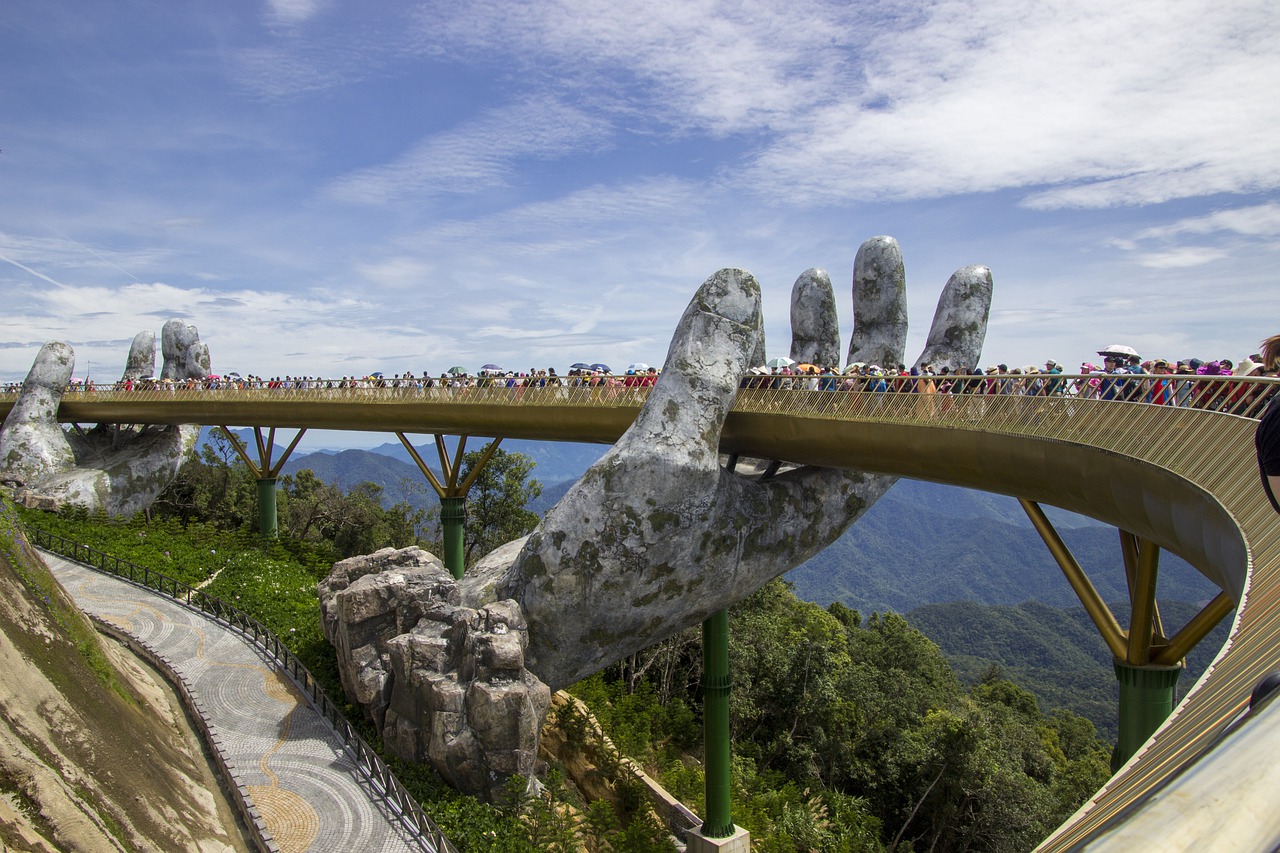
[27, 526, 457, 853]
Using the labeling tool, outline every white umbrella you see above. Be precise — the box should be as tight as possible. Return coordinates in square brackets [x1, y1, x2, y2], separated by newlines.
[1097, 344, 1139, 358]
[626, 362, 650, 372]
[766, 356, 796, 369]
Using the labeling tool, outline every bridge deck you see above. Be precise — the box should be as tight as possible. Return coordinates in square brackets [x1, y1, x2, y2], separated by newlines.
[4, 380, 1279, 848]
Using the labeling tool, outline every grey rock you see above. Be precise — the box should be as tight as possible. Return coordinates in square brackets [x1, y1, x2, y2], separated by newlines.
[319, 547, 550, 802]
[160, 320, 210, 381]
[0, 342, 78, 485]
[477, 238, 993, 691]
[0, 322, 211, 516]
[790, 267, 841, 368]
[848, 235, 908, 370]
[124, 331, 156, 381]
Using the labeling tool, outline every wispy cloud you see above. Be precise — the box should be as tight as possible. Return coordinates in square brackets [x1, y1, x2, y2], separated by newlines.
[1132, 203, 1280, 241]
[324, 96, 613, 204]
[737, 0, 1280, 208]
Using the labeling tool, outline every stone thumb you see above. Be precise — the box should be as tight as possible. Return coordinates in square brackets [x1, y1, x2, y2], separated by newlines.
[0, 341, 77, 483]
[618, 268, 763, 466]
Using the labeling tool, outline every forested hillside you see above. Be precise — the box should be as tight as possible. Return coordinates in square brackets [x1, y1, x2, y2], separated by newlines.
[906, 598, 1234, 742]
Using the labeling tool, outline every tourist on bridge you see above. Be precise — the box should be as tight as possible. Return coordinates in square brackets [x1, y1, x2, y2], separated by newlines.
[1256, 334, 1280, 514]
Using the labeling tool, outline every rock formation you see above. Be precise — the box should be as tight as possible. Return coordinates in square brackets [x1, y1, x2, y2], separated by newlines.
[0, 320, 208, 516]
[318, 546, 550, 802]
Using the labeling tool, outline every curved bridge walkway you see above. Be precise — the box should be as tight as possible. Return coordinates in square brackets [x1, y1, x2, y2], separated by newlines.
[6, 374, 1280, 848]
[42, 551, 432, 853]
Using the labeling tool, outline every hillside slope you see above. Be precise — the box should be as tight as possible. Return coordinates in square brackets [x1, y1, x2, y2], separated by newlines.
[906, 598, 1234, 741]
[786, 479, 1219, 614]
[0, 501, 251, 852]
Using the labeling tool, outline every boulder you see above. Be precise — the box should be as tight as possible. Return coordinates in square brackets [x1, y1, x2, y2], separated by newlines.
[318, 547, 550, 802]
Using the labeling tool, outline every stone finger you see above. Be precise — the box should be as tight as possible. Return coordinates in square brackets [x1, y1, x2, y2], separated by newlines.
[160, 319, 209, 381]
[913, 264, 993, 374]
[0, 341, 77, 484]
[789, 267, 841, 368]
[123, 331, 156, 381]
[617, 267, 763, 467]
[846, 236, 908, 372]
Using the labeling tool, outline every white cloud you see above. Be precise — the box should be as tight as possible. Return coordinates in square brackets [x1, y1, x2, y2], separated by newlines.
[1106, 202, 1280, 269]
[1133, 203, 1280, 241]
[324, 96, 612, 204]
[268, 0, 327, 25]
[737, 0, 1280, 207]
[1134, 246, 1231, 269]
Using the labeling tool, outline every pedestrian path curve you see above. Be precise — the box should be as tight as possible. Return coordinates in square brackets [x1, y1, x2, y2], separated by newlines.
[43, 551, 433, 853]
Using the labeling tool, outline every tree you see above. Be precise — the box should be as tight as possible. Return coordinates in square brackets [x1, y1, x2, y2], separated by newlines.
[278, 474, 425, 558]
[455, 444, 542, 566]
[152, 427, 257, 528]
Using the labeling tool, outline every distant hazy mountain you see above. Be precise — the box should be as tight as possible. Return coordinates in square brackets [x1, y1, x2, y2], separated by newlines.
[364, 439, 608, 487]
[783, 478, 1218, 616]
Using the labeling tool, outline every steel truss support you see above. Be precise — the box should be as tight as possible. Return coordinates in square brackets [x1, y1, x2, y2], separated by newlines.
[219, 426, 307, 538]
[396, 433, 502, 579]
[1018, 498, 1233, 770]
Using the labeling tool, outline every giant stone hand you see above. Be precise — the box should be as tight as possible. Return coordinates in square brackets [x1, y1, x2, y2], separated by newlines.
[485, 236, 993, 689]
[321, 236, 992, 800]
[0, 320, 209, 516]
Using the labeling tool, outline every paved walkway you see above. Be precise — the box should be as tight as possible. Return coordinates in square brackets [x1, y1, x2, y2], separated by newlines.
[43, 552, 430, 853]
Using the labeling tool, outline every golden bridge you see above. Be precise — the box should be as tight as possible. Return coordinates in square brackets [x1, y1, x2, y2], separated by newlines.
[4, 374, 1279, 850]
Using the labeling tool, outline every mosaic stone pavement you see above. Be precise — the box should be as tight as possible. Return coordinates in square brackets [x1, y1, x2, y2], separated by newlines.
[43, 552, 433, 853]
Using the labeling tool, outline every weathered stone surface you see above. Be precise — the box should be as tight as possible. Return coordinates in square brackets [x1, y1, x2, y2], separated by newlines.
[848, 235, 909, 370]
[319, 547, 550, 802]
[323, 238, 991, 802]
[160, 320, 210, 381]
[790, 267, 841, 368]
[0, 322, 212, 516]
[469, 238, 992, 690]
[124, 331, 156, 381]
[0, 342, 78, 485]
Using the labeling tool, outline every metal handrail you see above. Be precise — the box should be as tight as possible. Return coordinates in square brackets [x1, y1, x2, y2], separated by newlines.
[26, 526, 457, 853]
[2, 371, 1276, 418]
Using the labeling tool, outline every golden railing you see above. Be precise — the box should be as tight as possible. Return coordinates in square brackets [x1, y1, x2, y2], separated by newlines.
[3, 373, 1279, 848]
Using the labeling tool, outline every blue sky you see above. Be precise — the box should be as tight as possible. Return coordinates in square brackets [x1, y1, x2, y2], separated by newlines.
[3, 0, 1279, 395]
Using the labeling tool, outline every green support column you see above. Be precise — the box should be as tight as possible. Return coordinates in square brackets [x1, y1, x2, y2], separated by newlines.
[1112, 662, 1181, 772]
[702, 609, 734, 838]
[440, 496, 466, 579]
[257, 477, 278, 539]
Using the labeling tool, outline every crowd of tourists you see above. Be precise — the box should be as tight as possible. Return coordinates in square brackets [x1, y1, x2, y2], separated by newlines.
[737, 342, 1279, 416]
[4, 342, 1277, 410]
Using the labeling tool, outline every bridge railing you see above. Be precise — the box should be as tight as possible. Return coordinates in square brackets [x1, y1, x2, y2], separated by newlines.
[2, 373, 1275, 420]
[25, 526, 458, 853]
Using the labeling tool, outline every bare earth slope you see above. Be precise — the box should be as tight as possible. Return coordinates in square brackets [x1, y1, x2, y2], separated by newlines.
[0, 501, 252, 852]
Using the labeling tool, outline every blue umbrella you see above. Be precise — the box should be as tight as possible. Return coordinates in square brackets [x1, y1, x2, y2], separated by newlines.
[570, 362, 592, 370]
[590, 363, 611, 373]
